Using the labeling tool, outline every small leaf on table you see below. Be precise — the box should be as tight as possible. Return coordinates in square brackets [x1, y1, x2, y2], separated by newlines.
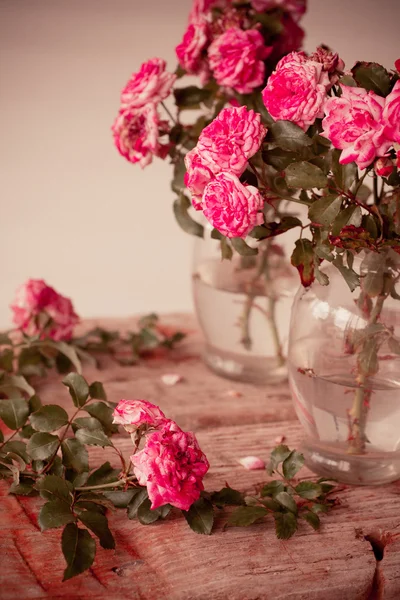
[227, 505, 268, 527]
[282, 450, 305, 479]
[62, 373, 89, 407]
[75, 428, 112, 448]
[30, 405, 69, 433]
[211, 487, 245, 507]
[76, 508, 115, 549]
[127, 488, 150, 519]
[35, 474, 73, 501]
[61, 439, 89, 473]
[62, 523, 96, 581]
[0, 397, 29, 430]
[39, 499, 76, 531]
[274, 512, 298, 539]
[275, 491, 298, 514]
[183, 497, 214, 535]
[27, 432, 59, 461]
[89, 381, 107, 401]
[295, 481, 323, 499]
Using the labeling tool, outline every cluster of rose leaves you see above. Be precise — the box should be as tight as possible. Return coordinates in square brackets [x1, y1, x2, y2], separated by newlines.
[0, 279, 185, 379]
[0, 372, 336, 581]
[112, 0, 307, 168]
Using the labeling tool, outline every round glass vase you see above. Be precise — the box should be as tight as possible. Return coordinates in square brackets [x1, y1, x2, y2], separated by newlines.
[288, 250, 400, 485]
[192, 226, 298, 384]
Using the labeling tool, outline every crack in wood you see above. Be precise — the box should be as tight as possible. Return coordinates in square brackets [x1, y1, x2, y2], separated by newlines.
[13, 536, 46, 592]
[89, 567, 107, 589]
[14, 496, 40, 531]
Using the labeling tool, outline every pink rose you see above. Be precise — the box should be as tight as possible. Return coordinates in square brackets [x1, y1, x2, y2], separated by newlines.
[202, 172, 264, 238]
[382, 80, 400, 144]
[184, 148, 214, 210]
[120, 58, 176, 110]
[176, 22, 208, 73]
[262, 51, 328, 131]
[11, 279, 79, 341]
[251, 0, 307, 22]
[395, 59, 400, 74]
[396, 150, 400, 169]
[374, 157, 394, 177]
[322, 86, 391, 170]
[196, 106, 266, 176]
[131, 420, 209, 511]
[112, 399, 166, 432]
[112, 105, 168, 168]
[208, 28, 272, 94]
[188, 0, 218, 23]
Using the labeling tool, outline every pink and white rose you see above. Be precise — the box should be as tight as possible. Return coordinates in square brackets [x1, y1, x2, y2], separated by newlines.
[208, 28, 272, 94]
[112, 105, 168, 168]
[382, 80, 400, 144]
[374, 157, 394, 177]
[11, 279, 79, 341]
[262, 51, 329, 131]
[120, 58, 176, 110]
[112, 399, 166, 432]
[131, 420, 209, 511]
[184, 148, 214, 209]
[322, 86, 391, 170]
[202, 172, 264, 238]
[195, 106, 266, 177]
[176, 22, 210, 83]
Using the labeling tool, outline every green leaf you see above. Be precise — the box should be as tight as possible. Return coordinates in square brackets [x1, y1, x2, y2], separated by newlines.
[39, 499, 75, 531]
[360, 252, 386, 297]
[30, 405, 69, 433]
[103, 489, 138, 508]
[61, 439, 88, 473]
[183, 497, 214, 535]
[27, 432, 59, 460]
[62, 373, 89, 407]
[269, 121, 313, 152]
[76, 508, 115, 549]
[331, 149, 357, 190]
[17, 347, 45, 378]
[127, 487, 149, 519]
[291, 239, 315, 287]
[389, 337, 400, 355]
[311, 503, 329, 514]
[274, 512, 298, 539]
[282, 450, 305, 479]
[275, 491, 298, 514]
[1, 440, 29, 463]
[86, 462, 119, 487]
[0, 374, 35, 398]
[35, 474, 73, 501]
[0, 397, 29, 429]
[285, 162, 328, 189]
[260, 497, 281, 511]
[0, 332, 12, 345]
[302, 510, 321, 531]
[9, 480, 36, 496]
[331, 205, 362, 236]
[88, 382, 107, 401]
[352, 62, 391, 96]
[220, 237, 233, 260]
[43, 341, 82, 374]
[211, 487, 245, 507]
[228, 505, 268, 527]
[137, 497, 170, 525]
[75, 428, 112, 448]
[295, 481, 323, 499]
[266, 444, 292, 475]
[260, 481, 286, 497]
[262, 148, 299, 171]
[315, 265, 329, 286]
[173, 194, 204, 238]
[72, 417, 103, 433]
[332, 257, 360, 292]
[29, 395, 42, 412]
[174, 85, 213, 109]
[308, 195, 342, 226]
[62, 523, 96, 581]
[249, 216, 302, 240]
[230, 237, 258, 256]
[84, 402, 118, 435]
[0, 348, 14, 373]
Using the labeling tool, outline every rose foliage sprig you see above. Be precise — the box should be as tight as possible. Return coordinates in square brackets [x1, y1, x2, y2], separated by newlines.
[0, 374, 337, 581]
[1, 279, 185, 380]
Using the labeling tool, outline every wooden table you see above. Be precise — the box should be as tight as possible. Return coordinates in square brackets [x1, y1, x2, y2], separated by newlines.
[1, 315, 400, 599]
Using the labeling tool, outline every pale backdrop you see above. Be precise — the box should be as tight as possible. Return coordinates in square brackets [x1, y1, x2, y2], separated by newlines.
[1, 0, 399, 328]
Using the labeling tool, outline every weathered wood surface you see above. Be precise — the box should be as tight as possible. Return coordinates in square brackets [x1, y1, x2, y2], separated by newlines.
[1, 314, 400, 600]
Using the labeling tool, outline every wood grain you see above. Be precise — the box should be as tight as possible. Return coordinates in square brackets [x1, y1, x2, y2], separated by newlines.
[1, 315, 399, 599]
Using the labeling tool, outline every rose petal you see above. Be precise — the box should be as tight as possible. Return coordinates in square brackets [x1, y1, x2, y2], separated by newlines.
[161, 373, 183, 386]
[238, 456, 265, 470]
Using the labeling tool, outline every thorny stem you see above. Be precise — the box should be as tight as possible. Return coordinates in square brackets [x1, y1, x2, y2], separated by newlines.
[161, 101, 178, 125]
[76, 475, 138, 492]
[0, 428, 21, 451]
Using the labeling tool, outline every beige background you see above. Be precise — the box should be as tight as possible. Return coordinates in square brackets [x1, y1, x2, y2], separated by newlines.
[1, 0, 399, 329]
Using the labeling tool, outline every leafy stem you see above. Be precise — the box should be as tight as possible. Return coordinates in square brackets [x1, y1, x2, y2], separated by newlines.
[75, 475, 138, 492]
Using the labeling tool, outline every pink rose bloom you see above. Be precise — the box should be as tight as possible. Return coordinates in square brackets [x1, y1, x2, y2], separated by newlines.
[176, 22, 209, 82]
[131, 420, 209, 511]
[11, 279, 79, 341]
[382, 80, 400, 144]
[395, 59, 400, 74]
[120, 58, 176, 110]
[262, 52, 328, 131]
[208, 28, 272, 94]
[188, 0, 218, 23]
[112, 399, 166, 432]
[374, 157, 394, 177]
[202, 172, 264, 238]
[322, 86, 391, 170]
[396, 150, 400, 169]
[112, 105, 168, 168]
[196, 106, 266, 176]
[184, 148, 214, 210]
[251, 0, 307, 22]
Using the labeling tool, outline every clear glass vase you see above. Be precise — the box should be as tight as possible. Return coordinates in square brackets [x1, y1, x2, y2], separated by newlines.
[288, 250, 400, 485]
[192, 225, 298, 384]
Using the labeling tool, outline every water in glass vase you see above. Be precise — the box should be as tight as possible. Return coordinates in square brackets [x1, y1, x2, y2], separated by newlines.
[289, 352, 400, 485]
[193, 251, 297, 384]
